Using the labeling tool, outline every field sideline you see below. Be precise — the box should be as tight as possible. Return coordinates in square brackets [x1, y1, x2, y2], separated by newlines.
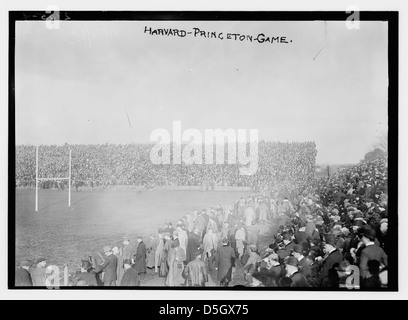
[14, 188, 252, 272]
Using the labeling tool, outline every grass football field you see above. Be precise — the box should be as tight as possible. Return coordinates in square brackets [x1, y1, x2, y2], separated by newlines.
[15, 188, 251, 272]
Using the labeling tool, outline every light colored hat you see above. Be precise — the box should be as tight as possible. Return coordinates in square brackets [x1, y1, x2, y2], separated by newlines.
[103, 246, 112, 253]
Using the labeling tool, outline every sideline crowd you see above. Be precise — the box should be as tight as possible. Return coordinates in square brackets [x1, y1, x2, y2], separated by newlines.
[15, 154, 389, 289]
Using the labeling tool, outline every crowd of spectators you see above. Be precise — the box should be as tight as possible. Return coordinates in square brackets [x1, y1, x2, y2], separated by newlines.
[15, 142, 317, 189]
[16, 153, 389, 289]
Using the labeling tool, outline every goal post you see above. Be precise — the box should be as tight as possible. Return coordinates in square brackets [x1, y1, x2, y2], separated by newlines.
[35, 146, 72, 212]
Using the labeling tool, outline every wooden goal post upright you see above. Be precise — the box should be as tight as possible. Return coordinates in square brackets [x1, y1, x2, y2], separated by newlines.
[35, 146, 72, 212]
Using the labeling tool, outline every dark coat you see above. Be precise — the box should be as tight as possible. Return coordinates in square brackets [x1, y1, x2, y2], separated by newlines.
[295, 231, 309, 244]
[186, 232, 201, 263]
[97, 254, 118, 283]
[318, 249, 343, 287]
[285, 241, 296, 252]
[120, 267, 140, 286]
[75, 271, 98, 286]
[359, 244, 388, 278]
[298, 256, 312, 279]
[134, 241, 147, 273]
[290, 271, 310, 287]
[215, 244, 236, 282]
[15, 268, 32, 287]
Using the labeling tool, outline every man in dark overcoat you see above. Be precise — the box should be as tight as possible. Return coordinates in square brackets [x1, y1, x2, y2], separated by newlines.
[215, 237, 236, 287]
[96, 246, 118, 286]
[134, 236, 147, 281]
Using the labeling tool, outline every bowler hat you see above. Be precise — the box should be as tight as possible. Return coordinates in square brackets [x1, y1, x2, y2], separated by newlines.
[362, 226, 376, 240]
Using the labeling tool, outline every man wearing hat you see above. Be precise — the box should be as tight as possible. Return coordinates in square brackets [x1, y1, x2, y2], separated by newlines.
[317, 234, 343, 287]
[282, 232, 295, 252]
[186, 227, 201, 264]
[96, 246, 118, 286]
[257, 199, 269, 225]
[184, 248, 208, 287]
[120, 259, 140, 286]
[294, 222, 308, 245]
[215, 237, 236, 287]
[122, 236, 136, 261]
[359, 226, 388, 279]
[203, 228, 218, 271]
[262, 252, 285, 281]
[74, 260, 98, 286]
[134, 236, 147, 282]
[285, 256, 310, 287]
[292, 244, 312, 279]
[31, 257, 47, 287]
[155, 230, 165, 274]
[176, 225, 188, 257]
[15, 260, 33, 287]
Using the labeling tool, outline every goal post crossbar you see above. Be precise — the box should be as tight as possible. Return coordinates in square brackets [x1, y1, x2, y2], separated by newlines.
[35, 147, 72, 212]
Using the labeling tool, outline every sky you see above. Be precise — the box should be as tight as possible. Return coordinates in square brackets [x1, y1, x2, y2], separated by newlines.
[14, 20, 388, 164]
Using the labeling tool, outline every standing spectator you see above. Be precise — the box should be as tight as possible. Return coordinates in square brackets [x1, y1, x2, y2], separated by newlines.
[235, 226, 247, 263]
[245, 205, 255, 227]
[292, 244, 312, 279]
[96, 246, 118, 286]
[257, 199, 269, 224]
[184, 248, 208, 287]
[176, 225, 188, 257]
[165, 238, 186, 287]
[15, 260, 33, 287]
[186, 228, 201, 264]
[122, 237, 136, 261]
[203, 229, 218, 271]
[112, 246, 124, 285]
[317, 235, 343, 287]
[359, 227, 388, 279]
[284, 257, 310, 287]
[134, 236, 147, 282]
[31, 258, 47, 287]
[155, 230, 165, 274]
[74, 260, 98, 286]
[215, 237, 236, 287]
[146, 233, 158, 274]
[120, 259, 140, 286]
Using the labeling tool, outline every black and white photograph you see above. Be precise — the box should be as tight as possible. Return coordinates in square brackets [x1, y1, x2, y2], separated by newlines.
[7, 8, 400, 297]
